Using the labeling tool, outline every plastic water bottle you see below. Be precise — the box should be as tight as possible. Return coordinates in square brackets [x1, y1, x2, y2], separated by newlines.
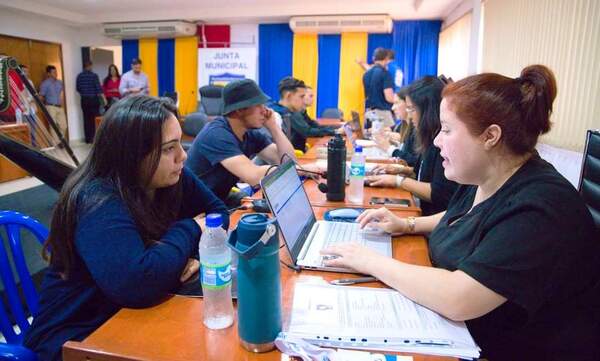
[348, 146, 365, 204]
[199, 213, 234, 329]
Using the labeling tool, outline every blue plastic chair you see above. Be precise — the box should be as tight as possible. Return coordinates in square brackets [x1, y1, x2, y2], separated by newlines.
[0, 211, 48, 360]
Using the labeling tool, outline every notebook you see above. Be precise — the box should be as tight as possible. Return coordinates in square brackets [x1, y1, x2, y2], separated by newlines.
[260, 160, 392, 272]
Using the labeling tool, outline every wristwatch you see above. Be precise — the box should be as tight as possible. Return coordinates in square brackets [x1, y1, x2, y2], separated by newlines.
[406, 216, 416, 233]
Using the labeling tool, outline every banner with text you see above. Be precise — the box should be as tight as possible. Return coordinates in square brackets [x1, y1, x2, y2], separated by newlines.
[198, 48, 257, 87]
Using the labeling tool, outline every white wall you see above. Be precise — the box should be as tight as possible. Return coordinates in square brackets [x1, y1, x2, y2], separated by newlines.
[0, 8, 119, 142]
[482, 0, 600, 152]
[230, 23, 259, 80]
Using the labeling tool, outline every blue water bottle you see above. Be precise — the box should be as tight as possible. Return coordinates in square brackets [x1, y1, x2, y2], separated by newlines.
[228, 213, 281, 352]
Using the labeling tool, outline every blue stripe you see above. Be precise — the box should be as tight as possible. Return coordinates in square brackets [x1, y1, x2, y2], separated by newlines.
[392, 20, 442, 85]
[122, 39, 139, 73]
[158, 38, 175, 97]
[367, 33, 392, 61]
[258, 24, 293, 100]
[316, 34, 341, 118]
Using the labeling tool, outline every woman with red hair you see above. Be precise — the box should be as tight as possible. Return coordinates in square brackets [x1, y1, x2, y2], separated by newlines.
[323, 65, 600, 360]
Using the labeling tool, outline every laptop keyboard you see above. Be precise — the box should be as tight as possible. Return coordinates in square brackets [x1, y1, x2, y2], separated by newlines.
[322, 222, 366, 248]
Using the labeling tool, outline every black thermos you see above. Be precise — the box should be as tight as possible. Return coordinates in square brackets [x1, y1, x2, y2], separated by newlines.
[326, 134, 346, 201]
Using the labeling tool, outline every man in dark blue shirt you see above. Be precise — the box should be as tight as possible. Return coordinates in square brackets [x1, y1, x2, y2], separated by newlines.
[362, 48, 395, 129]
[76, 61, 105, 143]
[269, 76, 307, 141]
[185, 79, 297, 201]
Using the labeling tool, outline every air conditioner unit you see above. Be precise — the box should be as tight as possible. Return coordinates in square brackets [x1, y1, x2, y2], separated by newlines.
[289, 15, 392, 34]
[102, 21, 196, 39]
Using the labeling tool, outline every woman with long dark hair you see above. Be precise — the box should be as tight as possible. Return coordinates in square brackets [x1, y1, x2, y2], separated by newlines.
[102, 64, 121, 108]
[23, 96, 229, 361]
[367, 76, 458, 216]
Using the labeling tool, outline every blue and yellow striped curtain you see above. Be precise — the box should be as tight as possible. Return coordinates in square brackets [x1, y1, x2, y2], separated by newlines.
[338, 33, 368, 124]
[139, 38, 158, 97]
[175, 37, 198, 115]
[259, 21, 441, 121]
[121, 36, 198, 115]
[292, 33, 318, 119]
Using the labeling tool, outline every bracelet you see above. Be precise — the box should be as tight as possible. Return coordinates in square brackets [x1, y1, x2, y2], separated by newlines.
[395, 175, 405, 188]
[406, 216, 416, 233]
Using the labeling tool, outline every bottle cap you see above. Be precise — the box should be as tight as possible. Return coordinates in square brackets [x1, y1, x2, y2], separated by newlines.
[354, 146, 363, 153]
[206, 213, 223, 228]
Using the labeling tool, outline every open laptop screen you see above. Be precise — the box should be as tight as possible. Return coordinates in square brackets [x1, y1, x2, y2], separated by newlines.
[261, 160, 316, 259]
[343, 122, 356, 147]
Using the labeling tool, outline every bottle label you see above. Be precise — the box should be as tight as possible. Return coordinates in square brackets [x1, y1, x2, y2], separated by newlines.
[200, 262, 231, 290]
[350, 164, 365, 177]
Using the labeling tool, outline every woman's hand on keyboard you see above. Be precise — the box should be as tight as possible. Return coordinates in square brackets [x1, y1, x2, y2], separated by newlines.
[356, 207, 406, 234]
[320, 244, 380, 275]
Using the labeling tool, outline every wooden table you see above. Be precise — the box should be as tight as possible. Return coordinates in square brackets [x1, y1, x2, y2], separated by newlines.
[303, 136, 397, 164]
[63, 207, 453, 361]
[301, 178, 420, 213]
[316, 117, 344, 128]
[0, 123, 31, 182]
[296, 156, 420, 213]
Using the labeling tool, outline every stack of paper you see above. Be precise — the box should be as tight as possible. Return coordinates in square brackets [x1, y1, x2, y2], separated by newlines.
[285, 283, 480, 360]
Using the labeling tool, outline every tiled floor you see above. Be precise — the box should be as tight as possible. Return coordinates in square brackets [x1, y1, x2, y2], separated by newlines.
[0, 142, 92, 197]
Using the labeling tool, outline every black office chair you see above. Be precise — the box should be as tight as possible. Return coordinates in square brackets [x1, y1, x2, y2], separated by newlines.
[198, 85, 224, 119]
[578, 130, 600, 229]
[181, 112, 208, 151]
[321, 108, 344, 120]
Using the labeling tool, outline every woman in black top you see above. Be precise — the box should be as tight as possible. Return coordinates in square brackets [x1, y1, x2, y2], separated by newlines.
[323, 65, 600, 360]
[368, 76, 458, 216]
[375, 86, 420, 167]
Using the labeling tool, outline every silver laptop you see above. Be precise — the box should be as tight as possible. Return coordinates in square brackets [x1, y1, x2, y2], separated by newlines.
[343, 118, 390, 160]
[260, 160, 392, 273]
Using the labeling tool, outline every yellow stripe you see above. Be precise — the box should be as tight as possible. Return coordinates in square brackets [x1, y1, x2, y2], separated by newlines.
[174, 37, 198, 116]
[338, 33, 367, 125]
[138, 38, 158, 97]
[292, 33, 319, 119]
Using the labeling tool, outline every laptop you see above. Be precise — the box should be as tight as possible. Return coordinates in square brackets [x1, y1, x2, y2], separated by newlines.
[261, 160, 392, 273]
[350, 111, 365, 140]
[343, 116, 390, 160]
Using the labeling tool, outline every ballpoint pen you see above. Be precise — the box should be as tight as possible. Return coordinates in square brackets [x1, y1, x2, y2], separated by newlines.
[329, 276, 378, 285]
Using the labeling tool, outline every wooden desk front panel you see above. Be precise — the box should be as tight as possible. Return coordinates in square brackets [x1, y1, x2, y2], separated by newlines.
[63, 209, 452, 361]
[0, 123, 32, 182]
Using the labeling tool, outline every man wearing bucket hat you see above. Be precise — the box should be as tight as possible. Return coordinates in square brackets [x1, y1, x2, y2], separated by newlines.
[185, 79, 297, 201]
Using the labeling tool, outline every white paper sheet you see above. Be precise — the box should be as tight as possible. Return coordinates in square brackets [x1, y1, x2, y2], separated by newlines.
[286, 283, 480, 359]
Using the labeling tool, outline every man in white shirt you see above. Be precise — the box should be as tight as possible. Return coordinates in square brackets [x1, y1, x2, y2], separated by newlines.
[119, 58, 149, 96]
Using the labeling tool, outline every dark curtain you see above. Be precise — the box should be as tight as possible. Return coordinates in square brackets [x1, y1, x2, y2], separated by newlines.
[121, 39, 139, 73]
[258, 24, 293, 100]
[157, 39, 175, 97]
[316, 34, 341, 118]
[392, 20, 442, 86]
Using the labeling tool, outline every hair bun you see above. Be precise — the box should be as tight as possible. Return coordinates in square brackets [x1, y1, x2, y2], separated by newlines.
[518, 65, 557, 135]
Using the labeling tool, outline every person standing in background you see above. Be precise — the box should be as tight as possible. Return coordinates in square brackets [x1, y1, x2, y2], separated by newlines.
[103, 64, 121, 109]
[39, 65, 68, 137]
[76, 60, 106, 144]
[362, 48, 396, 130]
[18, 64, 38, 116]
[119, 58, 149, 97]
